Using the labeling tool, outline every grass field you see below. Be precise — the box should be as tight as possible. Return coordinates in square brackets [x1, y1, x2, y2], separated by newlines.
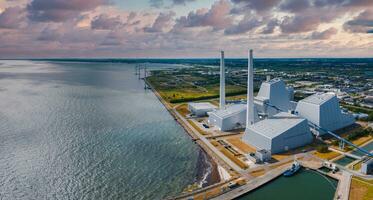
[312, 150, 341, 160]
[147, 75, 246, 103]
[349, 177, 373, 200]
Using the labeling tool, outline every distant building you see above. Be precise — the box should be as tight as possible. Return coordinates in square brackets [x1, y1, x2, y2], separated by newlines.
[243, 112, 313, 154]
[208, 104, 246, 131]
[188, 102, 217, 117]
[295, 92, 355, 135]
[361, 158, 373, 175]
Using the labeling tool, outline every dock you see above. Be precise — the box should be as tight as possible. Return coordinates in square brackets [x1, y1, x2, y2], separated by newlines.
[334, 171, 352, 200]
[211, 165, 289, 200]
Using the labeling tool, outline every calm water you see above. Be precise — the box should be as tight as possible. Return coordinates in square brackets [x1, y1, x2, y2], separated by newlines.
[0, 60, 201, 199]
[333, 156, 356, 166]
[237, 169, 338, 200]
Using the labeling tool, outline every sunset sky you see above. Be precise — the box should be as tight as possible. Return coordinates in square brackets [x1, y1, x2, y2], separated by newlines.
[0, 0, 372, 58]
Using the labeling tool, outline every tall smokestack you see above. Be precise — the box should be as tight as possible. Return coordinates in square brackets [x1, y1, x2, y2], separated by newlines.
[246, 49, 255, 127]
[220, 51, 225, 109]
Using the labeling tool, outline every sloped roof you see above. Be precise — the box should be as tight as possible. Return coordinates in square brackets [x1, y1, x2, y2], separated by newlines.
[247, 112, 306, 139]
[300, 92, 335, 105]
[210, 104, 246, 119]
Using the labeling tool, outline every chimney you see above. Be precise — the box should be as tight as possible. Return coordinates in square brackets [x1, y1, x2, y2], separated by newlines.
[246, 49, 255, 127]
[266, 75, 271, 81]
[220, 51, 225, 109]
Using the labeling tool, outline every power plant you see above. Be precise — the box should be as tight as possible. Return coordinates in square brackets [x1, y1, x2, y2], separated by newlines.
[195, 49, 356, 154]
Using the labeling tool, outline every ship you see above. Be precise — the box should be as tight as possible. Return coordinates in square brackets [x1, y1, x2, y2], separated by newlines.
[283, 160, 301, 177]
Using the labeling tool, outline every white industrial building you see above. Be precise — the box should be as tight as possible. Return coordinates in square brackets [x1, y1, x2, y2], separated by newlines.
[295, 92, 355, 135]
[188, 102, 217, 117]
[254, 78, 294, 117]
[242, 50, 313, 154]
[243, 112, 313, 154]
[208, 104, 246, 131]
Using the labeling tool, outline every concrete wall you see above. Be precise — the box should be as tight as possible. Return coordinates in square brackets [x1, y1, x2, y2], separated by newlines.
[296, 95, 355, 135]
[243, 129, 272, 151]
[208, 109, 246, 131]
[243, 119, 312, 154]
[272, 120, 313, 153]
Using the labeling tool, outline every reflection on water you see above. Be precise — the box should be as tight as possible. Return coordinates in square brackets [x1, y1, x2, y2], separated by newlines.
[237, 169, 337, 200]
[0, 60, 200, 200]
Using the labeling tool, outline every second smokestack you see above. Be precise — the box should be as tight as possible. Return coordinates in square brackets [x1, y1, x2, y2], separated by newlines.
[246, 49, 255, 127]
[220, 51, 225, 109]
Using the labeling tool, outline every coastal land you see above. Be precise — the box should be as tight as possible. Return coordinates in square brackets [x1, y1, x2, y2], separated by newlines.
[141, 59, 373, 200]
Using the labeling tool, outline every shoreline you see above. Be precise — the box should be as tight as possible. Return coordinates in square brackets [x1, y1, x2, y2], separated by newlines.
[144, 78, 221, 188]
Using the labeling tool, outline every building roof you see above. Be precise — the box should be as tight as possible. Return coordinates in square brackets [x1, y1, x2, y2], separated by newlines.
[210, 104, 246, 119]
[247, 112, 306, 139]
[300, 92, 335, 105]
[189, 102, 217, 110]
[256, 78, 284, 100]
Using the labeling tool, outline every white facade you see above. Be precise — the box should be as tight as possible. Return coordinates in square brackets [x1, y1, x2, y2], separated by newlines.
[208, 104, 246, 131]
[295, 92, 355, 135]
[243, 112, 313, 154]
[255, 78, 293, 117]
[188, 102, 217, 117]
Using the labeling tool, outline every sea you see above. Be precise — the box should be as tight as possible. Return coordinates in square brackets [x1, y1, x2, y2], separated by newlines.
[0, 60, 210, 200]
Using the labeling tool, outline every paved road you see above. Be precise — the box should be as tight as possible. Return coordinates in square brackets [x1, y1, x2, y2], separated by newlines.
[173, 107, 244, 173]
[211, 165, 289, 200]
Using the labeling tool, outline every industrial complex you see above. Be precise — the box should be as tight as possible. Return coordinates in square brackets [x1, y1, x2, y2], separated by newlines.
[190, 49, 357, 155]
[143, 49, 373, 200]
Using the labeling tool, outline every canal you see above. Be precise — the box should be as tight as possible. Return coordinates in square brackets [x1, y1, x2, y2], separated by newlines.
[237, 168, 338, 200]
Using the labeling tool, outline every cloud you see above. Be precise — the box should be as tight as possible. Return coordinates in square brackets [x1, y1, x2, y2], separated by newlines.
[174, 0, 232, 30]
[224, 15, 262, 35]
[279, 10, 338, 34]
[37, 27, 62, 41]
[343, 9, 373, 33]
[0, 6, 25, 29]
[231, 0, 281, 12]
[144, 11, 175, 33]
[149, 0, 196, 8]
[261, 18, 279, 34]
[91, 14, 123, 30]
[27, 0, 109, 22]
[314, 0, 373, 8]
[310, 27, 338, 39]
[279, 0, 310, 13]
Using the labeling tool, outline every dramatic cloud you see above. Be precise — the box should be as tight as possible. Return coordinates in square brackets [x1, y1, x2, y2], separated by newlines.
[144, 11, 175, 33]
[344, 9, 373, 33]
[0, 6, 25, 29]
[224, 15, 262, 35]
[310, 27, 338, 39]
[279, 0, 310, 13]
[231, 0, 281, 12]
[279, 10, 338, 34]
[149, 0, 196, 8]
[261, 18, 279, 34]
[27, 0, 109, 22]
[0, 0, 372, 58]
[175, 0, 232, 30]
[91, 14, 123, 30]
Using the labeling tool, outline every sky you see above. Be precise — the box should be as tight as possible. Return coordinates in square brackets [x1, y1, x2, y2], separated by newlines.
[0, 0, 372, 58]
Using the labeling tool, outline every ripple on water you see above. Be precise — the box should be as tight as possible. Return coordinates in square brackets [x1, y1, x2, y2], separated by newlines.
[0, 61, 200, 200]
